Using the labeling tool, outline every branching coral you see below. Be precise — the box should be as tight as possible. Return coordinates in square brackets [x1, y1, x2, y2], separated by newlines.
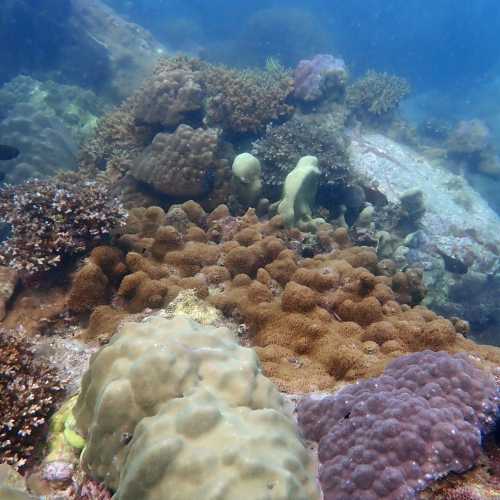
[0, 179, 126, 278]
[0, 331, 64, 471]
[203, 63, 294, 136]
[346, 70, 410, 122]
[297, 350, 499, 500]
[78, 105, 150, 177]
[252, 114, 351, 192]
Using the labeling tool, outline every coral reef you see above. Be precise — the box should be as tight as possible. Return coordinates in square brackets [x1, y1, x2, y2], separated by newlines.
[252, 113, 351, 193]
[297, 350, 499, 500]
[74, 315, 319, 498]
[203, 63, 294, 136]
[130, 125, 231, 201]
[293, 54, 347, 102]
[0, 331, 65, 471]
[0, 179, 126, 279]
[276, 155, 323, 229]
[346, 70, 410, 123]
[231, 153, 263, 206]
[132, 57, 204, 128]
[68, 203, 500, 395]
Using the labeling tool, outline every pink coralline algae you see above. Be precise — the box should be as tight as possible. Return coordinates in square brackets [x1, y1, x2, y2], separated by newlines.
[293, 54, 347, 102]
[297, 350, 499, 500]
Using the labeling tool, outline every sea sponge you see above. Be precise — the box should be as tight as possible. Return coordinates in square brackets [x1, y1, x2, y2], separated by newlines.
[74, 315, 319, 498]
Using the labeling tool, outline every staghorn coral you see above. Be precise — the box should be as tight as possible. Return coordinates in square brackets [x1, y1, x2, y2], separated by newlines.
[346, 70, 410, 122]
[0, 179, 126, 279]
[74, 315, 319, 499]
[0, 331, 65, 471]
[203, 63, 294, 136]
[130, 125, 231, 200]
[297, 350, 499, 500]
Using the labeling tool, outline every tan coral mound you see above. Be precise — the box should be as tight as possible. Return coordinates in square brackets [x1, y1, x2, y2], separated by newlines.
[69, 202, 500, 393]
[74, 315, 319, 499]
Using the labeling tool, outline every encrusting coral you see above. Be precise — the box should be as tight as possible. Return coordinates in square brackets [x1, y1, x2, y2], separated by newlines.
[297, 350, 499, 500]
[0, 179, 127, 280]
[68, 202, 500, 394]
[74, 315, 320, 499]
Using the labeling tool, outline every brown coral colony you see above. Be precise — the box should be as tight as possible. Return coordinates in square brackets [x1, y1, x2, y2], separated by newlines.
[68, 202, 499, 394]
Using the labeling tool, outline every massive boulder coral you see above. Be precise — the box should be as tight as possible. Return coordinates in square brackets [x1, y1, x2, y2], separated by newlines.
[132, 57, 204, 128]
[130, 125, 231, 200]
[74, 315, 319, 499]
[297, 350, 499, 500]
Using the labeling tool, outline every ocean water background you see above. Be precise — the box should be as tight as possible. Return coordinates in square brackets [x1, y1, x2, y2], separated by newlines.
[102, 0, 500, 141]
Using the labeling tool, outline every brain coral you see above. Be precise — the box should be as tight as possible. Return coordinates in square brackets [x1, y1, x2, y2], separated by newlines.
[74, 315, 319, 499]
[297, 350, 499, 500]
[130, 124, 231, 200]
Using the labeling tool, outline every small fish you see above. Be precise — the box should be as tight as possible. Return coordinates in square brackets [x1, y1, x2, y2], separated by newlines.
[436, 248, 469, 275]
[0, 144, 19, 161]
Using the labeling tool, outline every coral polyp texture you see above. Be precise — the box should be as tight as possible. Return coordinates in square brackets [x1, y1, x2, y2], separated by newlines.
[297, 350, 499, 500]
[74, 315, 319, 499]
[0, 331, 64, 471]
[70, 202, 500, 395]
[293, 54, 348, 102]
[132, 57, 204, 127]
[203, 63, 294, 136]
[0, 179, 126, 277]
[130, 124, 230, 200]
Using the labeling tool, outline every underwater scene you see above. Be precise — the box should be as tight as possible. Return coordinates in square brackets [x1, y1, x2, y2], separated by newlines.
[1, 0, 500, 498]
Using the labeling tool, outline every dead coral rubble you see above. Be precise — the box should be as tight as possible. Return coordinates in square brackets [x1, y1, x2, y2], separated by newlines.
[0, 331, 64, 471]
[68, 202, 500, 394]
[0, 179, 127, 279]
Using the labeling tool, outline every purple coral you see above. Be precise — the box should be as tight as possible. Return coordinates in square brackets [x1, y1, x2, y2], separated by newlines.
[297, 351, 499, 500]
[293, 54, 347, 102]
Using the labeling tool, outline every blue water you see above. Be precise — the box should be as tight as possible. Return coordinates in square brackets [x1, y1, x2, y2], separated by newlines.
[108, 0, 500, 90]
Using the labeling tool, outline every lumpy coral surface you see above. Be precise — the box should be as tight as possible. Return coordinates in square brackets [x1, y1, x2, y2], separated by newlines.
[297, 350, 499, 500]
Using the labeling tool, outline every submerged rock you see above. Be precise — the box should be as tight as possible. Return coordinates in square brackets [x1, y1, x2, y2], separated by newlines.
[349, 132, 500, 336]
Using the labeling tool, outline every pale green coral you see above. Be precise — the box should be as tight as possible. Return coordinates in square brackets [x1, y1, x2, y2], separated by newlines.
[73, 315, 318, 499]
[277, 155, 324, 230]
